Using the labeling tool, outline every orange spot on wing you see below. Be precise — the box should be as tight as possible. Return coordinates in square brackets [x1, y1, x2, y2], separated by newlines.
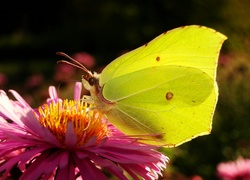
[166, 92, 174, 101]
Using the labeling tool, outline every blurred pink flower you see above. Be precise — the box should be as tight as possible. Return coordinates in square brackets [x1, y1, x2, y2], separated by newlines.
[0, 73, 8, 87]
[190, 175, 203, 180]
[54, 63, 76, 82]
[72, 52, 95, 69]
[25, 73, 44, 89]
[217, 158, 250, 180]
[0, 82, 168, 179]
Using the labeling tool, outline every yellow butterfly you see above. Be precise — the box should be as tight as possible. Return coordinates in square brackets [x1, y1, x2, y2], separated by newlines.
[59, 25, 227, 147]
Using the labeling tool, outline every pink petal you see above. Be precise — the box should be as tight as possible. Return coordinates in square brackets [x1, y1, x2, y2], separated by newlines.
[8, 90, 30, 108]
[65, 121, 77, 148]
[74, 82, 82, 101]
[47, 86, 62, 103]
[73, 154, 108, 180]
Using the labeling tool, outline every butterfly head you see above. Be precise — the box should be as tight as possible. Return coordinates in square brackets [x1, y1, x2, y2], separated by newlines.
[56, 52, 101, 94]
[81, 72, 100, 91]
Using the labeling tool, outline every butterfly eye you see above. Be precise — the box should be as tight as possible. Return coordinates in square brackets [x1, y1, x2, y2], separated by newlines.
[88, 77, 97, 86]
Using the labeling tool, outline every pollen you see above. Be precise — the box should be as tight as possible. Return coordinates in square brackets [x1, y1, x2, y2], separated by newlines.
[36, 100, 110, 147]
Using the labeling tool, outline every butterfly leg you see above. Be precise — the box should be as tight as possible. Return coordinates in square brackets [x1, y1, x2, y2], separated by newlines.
[81, 95, 94, 104]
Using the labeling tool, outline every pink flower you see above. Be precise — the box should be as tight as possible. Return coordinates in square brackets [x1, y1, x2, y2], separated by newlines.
[53, 63, 76, 82]
[0, 73, 8, 87]
[72, 52, 95, 69]
[25, 73, 44, 89]
[217, 158, 250, 180]
[0, 82, 168, 180]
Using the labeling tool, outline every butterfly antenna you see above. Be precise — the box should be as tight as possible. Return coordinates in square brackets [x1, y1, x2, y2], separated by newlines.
[56, 52, 93, 77]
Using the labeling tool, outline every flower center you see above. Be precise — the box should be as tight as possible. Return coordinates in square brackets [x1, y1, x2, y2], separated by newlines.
[36, 100, 109, 147]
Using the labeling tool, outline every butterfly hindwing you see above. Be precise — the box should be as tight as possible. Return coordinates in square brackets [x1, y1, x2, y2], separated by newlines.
[102, 65, 216, 146]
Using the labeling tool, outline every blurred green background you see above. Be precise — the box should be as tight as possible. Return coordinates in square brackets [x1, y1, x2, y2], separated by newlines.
[1, 0, 250, 179]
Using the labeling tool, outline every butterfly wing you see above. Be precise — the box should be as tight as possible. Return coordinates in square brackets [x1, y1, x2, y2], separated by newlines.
[102, 65, 216, 146]
[99, 25, 227, 86]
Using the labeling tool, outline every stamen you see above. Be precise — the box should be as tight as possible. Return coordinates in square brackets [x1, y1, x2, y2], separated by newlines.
[36, 100, 109, 147]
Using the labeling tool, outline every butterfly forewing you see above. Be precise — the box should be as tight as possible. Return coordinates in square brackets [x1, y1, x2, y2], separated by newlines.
[99, 25, 227, 86]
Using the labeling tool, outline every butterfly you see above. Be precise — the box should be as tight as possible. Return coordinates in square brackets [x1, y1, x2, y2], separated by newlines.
[58, 25, 227, 147]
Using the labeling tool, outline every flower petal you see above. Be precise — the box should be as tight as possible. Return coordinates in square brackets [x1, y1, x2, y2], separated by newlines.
[74, 82, 82, 101]
[8, 90, 30, 108]
[73, 153, 108, 180]
[47, 86, 62, 103]
[65, 121, 77, 148]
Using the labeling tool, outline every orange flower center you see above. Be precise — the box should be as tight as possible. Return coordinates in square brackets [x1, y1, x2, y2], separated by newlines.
[37, 100, 110, 147]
